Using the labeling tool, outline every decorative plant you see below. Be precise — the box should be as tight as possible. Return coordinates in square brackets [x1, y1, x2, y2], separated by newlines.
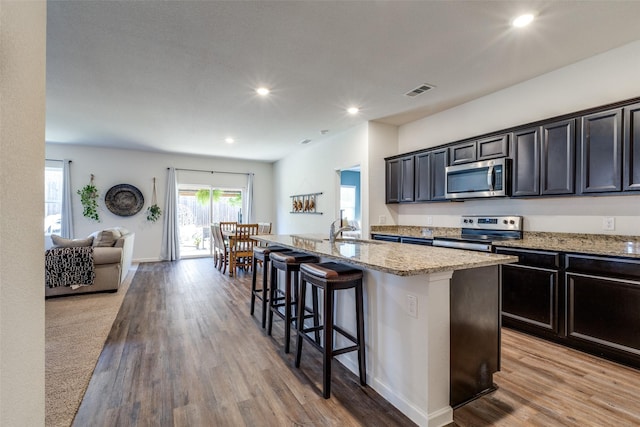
[146, 177, 162, 222]
[146, 204, 162, 222]
[194, 235, 202, 249]
[77, 174, 100, 222]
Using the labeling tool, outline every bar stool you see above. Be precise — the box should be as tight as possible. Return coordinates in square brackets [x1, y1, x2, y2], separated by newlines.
[295, 262, 366, 399]
[267, 251, 319, 353]
[250, 245, 292, 328]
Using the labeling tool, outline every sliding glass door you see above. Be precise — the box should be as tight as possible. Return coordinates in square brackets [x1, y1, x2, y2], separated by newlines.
[177, 185, 243, 258]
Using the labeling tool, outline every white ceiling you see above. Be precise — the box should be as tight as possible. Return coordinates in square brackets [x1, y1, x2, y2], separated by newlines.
[46, 1, 640, 163]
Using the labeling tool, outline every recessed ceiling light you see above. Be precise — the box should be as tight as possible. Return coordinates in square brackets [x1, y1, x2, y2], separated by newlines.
[225, 138, 235, 144]
[512, 13, 534, 28]
[256, 87, 270, 96]
[347, 107, 359, 115]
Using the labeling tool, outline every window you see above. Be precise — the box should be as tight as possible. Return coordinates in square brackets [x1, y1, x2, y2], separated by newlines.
[177, 185, 243, 257]
[44, 163, 63, 236]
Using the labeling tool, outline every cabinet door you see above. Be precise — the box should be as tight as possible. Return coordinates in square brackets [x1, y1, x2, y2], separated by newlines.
[512, 127, 540, 197]
[449, 141, 476, 165]
[580, 108, 623, 193]
[399, 155, 415, 202]
[541, 119, 576, 195]
[623, 102, 640, 191]
[430, 148, 448, 201]
[566, 273, 640, 363]
[414, 152, 431, 201]
[385, 159, 400, 203]
[477, 134, 509, 160]
[501, 264, 559, 334]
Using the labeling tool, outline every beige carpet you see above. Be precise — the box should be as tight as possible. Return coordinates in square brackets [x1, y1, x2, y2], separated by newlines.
[45, 265, 137, 427]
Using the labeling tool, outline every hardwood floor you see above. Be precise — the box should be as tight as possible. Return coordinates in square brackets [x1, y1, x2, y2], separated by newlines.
[75, 259, 640, 426]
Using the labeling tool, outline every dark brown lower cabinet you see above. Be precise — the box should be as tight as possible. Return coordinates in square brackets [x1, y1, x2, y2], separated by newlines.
[565, 254, 640, 368]
[496, 247, 561, 339]
[497, 247, 640, 369]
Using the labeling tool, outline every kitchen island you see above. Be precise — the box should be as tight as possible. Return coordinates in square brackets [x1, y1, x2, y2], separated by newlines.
[254, 234, 517, 427]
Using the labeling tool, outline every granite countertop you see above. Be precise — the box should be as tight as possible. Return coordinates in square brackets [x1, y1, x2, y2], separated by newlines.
[253, 234, 517, 277]
[370, 226, 640, 259]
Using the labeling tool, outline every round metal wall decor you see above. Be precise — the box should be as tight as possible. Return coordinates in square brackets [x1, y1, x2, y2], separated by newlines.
[104, 184, 144, 216]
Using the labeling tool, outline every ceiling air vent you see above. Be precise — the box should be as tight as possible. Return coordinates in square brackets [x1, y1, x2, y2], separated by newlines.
[405, 83, 435, 97]
[299, 139, 312, 145]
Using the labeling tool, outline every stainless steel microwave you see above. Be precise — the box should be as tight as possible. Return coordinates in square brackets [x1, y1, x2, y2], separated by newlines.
[445, 158, 510, 199]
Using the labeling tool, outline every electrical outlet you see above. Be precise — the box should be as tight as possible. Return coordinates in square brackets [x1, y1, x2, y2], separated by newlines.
[426, 216, 433, 226]
[407, 294, 418, 318]
[379, 215, 386, 224]
[603, 216, 615, 231]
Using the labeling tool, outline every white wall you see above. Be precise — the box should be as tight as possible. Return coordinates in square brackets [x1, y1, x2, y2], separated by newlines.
[273, 124, 368, 235]
[390, 40, 640, 236]
[46, 144, 275, 261]
[0, 2, 46, 425]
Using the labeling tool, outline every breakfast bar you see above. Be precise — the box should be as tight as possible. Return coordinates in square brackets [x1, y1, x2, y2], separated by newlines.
[254, 234, 517, 427]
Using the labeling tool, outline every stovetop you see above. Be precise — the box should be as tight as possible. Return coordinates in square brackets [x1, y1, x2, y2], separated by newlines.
[437, 216, 523, 243]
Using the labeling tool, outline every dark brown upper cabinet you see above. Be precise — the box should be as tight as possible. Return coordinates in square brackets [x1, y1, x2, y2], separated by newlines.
[477, 134, 509, 160]
[385, 158, 400, 203]
[449, 141, 476, 165]
[413, 149, 449, 202]
[386, 155, 415, 203]
[430, 148, 449, 201]
[623, 102, 640, 191]
[399, 155, 415, 202]
[512, 127, 541, 197]
[579, 108, 623, 193]
[414, 152, 431, 202]
[541, 119, 576, 195]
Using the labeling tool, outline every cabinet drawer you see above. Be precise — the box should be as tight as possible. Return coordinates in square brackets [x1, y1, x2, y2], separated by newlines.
[400, 236, 433, 246]
[370, 234, 400, 243]
[565, 254, 640, 281]
[495, 247, 560, 269]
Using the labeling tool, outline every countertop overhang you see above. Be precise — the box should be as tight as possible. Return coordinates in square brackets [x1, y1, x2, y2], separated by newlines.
[254, 234, 517, 277]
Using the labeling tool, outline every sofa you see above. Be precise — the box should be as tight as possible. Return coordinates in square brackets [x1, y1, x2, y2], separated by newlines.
[45, 227, 135, 298]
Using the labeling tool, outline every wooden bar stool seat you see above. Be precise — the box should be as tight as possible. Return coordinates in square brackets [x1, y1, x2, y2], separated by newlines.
[267, 251, 319, 353]
[295, 262, 366, 399]
[250, 245, 292, 328]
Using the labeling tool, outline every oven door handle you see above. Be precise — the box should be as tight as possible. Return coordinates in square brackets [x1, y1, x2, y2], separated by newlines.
[487, 165, 495, 191]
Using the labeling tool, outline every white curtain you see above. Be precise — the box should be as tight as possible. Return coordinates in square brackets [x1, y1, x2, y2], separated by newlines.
[161, 167, 180, 261]
[246, 173, 254, 223]
[60, 159, 74, 238]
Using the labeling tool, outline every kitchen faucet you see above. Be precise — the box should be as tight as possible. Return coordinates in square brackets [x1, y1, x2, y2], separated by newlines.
[329, 213, 356, 244]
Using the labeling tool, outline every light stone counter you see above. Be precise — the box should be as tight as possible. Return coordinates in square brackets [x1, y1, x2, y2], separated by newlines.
[254, 233, 516, 427]
[370, 226, 640, 259]
[254, 234, 517, 276]
[495, 232, 640, 258]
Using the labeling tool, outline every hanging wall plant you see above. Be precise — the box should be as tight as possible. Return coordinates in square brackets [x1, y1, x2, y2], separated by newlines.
[77, 174, 100, 222]
[146, 177, 162, 222]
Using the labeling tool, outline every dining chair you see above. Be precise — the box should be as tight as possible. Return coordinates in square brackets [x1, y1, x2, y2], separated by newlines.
[258, 222, 272, 234]
[219, 221, 236, 233]
[228, 223, 259, 277]
[211, 223, 229, 274]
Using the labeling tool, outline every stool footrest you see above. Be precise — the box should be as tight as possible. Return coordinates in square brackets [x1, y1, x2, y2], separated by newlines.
[333, 325, 357, 344]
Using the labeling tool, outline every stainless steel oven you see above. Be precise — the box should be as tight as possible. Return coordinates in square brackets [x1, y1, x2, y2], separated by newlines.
[445, 158, 510, 200]
[433, 215, 522, 252]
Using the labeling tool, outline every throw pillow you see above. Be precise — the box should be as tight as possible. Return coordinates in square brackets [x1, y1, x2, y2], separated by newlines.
[51, 235, 94, 248]
[91, 229, 122, 247]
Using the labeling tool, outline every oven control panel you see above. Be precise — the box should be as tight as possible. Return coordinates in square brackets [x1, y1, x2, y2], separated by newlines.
[460, 215, 522, 231]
